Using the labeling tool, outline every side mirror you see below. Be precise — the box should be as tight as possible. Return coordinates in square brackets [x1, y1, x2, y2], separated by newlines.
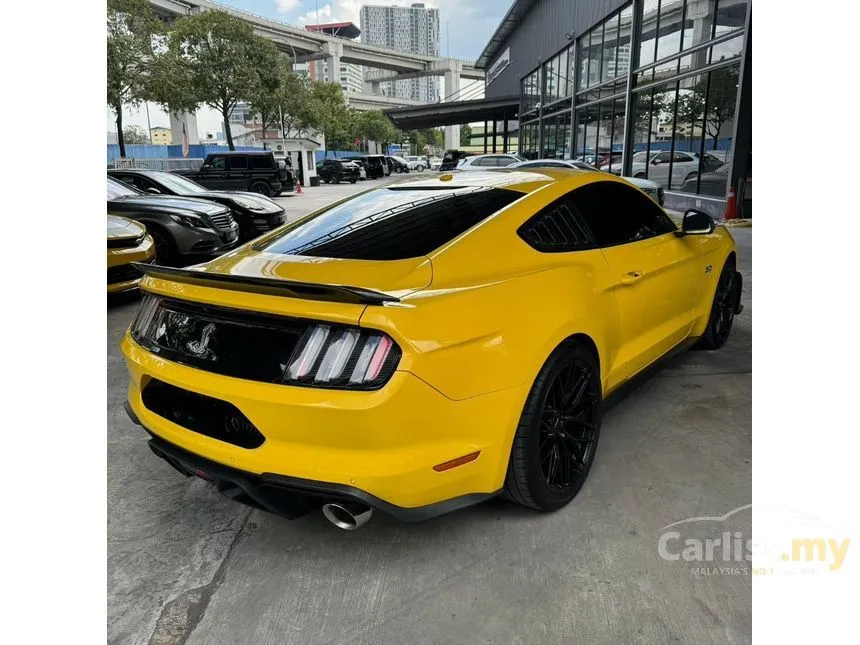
[201, 163, 211, 169]
[146, 187, 161, 195]
[680, 209, 715, 235]
[651, 158, 661, 165]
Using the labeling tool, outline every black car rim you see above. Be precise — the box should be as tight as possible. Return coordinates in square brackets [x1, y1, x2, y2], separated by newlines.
[151, 230, 170, 263]
[539, 359, 599, 491]
[713, 268, 736, 341]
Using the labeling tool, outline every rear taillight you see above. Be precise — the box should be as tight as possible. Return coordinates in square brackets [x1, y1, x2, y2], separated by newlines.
[285, 324, 400, 389]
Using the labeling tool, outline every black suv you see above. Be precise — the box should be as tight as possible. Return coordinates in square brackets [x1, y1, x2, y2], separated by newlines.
[316, 159, 361, 184]
[175, 151, 295, 197]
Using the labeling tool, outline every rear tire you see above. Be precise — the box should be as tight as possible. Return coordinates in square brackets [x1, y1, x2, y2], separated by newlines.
[249, 181, 273, 197]
[503, 340, 602, 512]
[697, 258, 740, 350]
[350, 178, 357, 183]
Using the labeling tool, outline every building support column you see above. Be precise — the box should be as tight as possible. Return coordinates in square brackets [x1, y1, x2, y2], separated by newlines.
[443, 60, 463, 150]
[322, 42, 343, 85]
[503, 120, 509, 153]
[492, 120, 497, 152]
[483, 120, 488, 153]
[729, 7, 752, 212]
[169, 111, 200, 146]
[622, 0, 644, 177]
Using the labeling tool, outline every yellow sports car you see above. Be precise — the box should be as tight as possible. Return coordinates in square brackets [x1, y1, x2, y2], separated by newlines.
[107, 215, 155, 293]
[121, 169, 742, 529]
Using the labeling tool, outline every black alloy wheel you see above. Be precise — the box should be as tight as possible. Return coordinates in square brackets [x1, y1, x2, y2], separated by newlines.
[697, 258, 739, 350]
[249, 182, 273, 197]
[149, 227, 173, 265]
[504, 340, 602, 512]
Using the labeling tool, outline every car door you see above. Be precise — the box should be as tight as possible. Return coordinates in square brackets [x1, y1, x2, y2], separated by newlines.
[670, 152, 696, 189]
[570, 181, 703, 380]
[226, 155, 252, 190]
[647, 151, 673, 187]
[201, 155, 228, 189]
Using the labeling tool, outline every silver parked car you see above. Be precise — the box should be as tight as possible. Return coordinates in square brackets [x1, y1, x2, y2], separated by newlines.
[455, 153, 526, 170]
[627, 150, 723, 189]
[507, 159, 666, 206]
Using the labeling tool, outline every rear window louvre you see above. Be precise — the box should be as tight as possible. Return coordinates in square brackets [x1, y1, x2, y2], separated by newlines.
[257, 187, 520, 260]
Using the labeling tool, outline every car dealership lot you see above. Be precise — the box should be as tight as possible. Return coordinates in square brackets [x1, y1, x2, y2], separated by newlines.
[108, 178, 751, 644]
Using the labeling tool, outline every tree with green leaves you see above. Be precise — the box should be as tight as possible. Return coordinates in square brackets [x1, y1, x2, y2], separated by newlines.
[275, 73, 318, 139]
[107, 0, 161, 157]
[144, 43, 200, 126]
[459, 124, 472, 147]
[247, 39, 288, 142]
[700, 68, 739, 149]
[309, 81, 351, 157]
[122, 125, 150, 144]
[354, 110, 399, 152]
[166, 10, 277, 150]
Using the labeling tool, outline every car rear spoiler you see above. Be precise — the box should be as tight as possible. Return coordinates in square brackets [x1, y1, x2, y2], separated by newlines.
[131, 263, 399, 306]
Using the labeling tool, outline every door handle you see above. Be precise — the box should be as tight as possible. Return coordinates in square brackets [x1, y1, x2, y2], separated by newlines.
[620, 271, 643, 285]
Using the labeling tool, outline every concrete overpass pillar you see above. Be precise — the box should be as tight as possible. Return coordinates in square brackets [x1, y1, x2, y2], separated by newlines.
[370, 81, 381, 95]
[322, 42, 344, 85]
[169, 111, 200, 146]
[443, 60, 463, 150]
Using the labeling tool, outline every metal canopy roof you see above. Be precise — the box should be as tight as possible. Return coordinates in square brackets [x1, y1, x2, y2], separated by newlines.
[384, 96, 520, 130]
[305, 22, 361, 39]
[475, 0, 537, 69]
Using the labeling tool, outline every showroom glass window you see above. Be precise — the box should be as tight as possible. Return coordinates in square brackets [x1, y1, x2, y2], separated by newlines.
[573, 3, 633, 173]
[630, 0, 747, 194]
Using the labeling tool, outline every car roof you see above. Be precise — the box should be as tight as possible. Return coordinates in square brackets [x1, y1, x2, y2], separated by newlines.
[390, 167, 604, 194]
[209, 150, 273, 155]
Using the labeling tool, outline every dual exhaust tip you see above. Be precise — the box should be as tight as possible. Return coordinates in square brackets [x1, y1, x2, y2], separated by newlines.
[322, 501, 373, 530]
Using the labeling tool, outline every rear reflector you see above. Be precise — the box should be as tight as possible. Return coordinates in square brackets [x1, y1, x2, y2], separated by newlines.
[433, 451, 481, 472]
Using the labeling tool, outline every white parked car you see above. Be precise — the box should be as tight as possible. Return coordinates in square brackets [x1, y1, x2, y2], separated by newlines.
[507, 158, 666, 206]
[404, 155, 427, 171]
[628, 150, 723, 189]
[455, 153, 525, 170]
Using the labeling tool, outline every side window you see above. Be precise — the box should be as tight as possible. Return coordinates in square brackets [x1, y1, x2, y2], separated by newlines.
[517, 197, 596, 253]
[473, 157, 494, 167]
[248, 155, 272, 170]
[229, 156, 248, 170]
[208, 156, 226, 170]
[567, 181, 676, 247]
[655, 152, 672, 164]
[117, 175, 144, 190]
[673, 152, 693, 163]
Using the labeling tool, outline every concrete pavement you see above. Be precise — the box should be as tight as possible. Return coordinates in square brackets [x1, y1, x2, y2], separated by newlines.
[107, 179, 751, 644]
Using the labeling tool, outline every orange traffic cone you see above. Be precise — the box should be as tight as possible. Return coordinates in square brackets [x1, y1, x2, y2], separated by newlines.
[296, 179, 303, 194]
[723, 186, 737, 220]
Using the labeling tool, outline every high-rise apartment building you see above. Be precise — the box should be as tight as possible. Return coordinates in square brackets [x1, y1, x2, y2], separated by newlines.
[360, 3, 440, 102]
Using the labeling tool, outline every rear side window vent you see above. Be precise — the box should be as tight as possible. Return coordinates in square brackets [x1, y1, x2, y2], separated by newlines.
[517, 202, 596, 253]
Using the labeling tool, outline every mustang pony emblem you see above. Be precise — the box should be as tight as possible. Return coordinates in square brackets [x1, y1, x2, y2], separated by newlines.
[187, 323, 217, 359]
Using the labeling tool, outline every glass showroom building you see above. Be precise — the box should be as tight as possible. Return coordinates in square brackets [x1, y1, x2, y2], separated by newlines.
[476, 0, 751, 215]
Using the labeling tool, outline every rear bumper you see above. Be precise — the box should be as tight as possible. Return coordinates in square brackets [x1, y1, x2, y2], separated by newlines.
[121, 333, 526, 513]
[128, 409, 495, 522]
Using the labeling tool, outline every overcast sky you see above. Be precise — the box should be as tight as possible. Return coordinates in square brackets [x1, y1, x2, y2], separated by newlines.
[107, 0, 506, 137]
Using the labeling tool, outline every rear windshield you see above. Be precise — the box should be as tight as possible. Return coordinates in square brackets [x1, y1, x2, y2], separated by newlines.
[257, 187, 520, 260]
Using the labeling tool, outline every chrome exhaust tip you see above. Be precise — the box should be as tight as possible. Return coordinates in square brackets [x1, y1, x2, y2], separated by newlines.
[322, 502, 373, 530]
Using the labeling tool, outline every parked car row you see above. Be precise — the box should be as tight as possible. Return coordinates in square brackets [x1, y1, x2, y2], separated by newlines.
[106, 161, 290, 291]
[315, 154, 427, 186]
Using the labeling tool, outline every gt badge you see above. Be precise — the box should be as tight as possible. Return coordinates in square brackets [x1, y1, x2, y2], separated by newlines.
[705, 265, 713, 274]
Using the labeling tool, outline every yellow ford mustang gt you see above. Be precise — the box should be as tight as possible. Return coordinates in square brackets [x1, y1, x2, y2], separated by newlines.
[107, 215, 155, 293]
[121, 169, 742, 529]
